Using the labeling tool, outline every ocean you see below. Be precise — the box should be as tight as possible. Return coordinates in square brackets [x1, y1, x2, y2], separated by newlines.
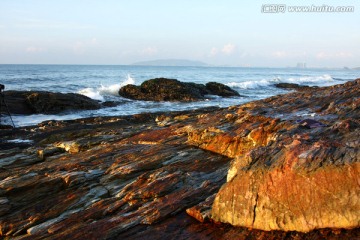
[0, 64, 359, 127]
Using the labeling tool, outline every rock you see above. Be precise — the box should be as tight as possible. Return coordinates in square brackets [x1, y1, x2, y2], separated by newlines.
[205, 82, 240, 97]
[119, 78, 203, 101]
[0, 197, 11, 216]
[3, 91, 101, 115]
[208, 79, 360, 232]
[0, 79, 359, 239]
[37, 147, 64, 160]
[297, 118, 327, 129]
[186, 193, 216, 223]
[274, 83, 317, 91]
[119, 78, 240, 101]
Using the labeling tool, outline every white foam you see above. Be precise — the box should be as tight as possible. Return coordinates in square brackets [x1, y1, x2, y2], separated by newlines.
[227, 79, 274, 89]
[6, 139, 33, 144]
[99, 74, 135, 96]
[78, 74, 135, 101]
[78, 88, 104, 101]
[287, 74, 334, 84]
[227, 74, 335, 89]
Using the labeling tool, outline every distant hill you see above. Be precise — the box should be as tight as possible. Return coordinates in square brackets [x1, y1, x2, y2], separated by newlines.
[131, 59, 209, 67]
[353, 67, 360, 70]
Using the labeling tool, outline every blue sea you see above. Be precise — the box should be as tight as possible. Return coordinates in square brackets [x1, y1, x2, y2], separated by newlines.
[0, 64, 359, 126]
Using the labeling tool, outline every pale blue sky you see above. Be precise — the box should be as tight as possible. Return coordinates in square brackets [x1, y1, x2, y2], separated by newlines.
[0, 0, 359, 67]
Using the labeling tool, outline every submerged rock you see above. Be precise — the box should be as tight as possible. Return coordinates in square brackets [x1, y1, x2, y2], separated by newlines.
[119, 78, 240, 101]
[0, 79, 359, 239]
[274, 82, 317, 91]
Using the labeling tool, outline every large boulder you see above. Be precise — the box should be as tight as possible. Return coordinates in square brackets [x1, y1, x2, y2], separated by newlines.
[186, 78, 360, 232]
[119, 78, 240, 101]
[3, 91, 101, 115]
[119, 78, 204, 101]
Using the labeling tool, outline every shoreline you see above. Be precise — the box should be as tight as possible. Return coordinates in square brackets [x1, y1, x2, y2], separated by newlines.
[0, 78, 359, 239]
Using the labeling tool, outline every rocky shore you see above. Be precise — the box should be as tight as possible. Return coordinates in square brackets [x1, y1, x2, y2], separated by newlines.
[0, 79, 359, 239]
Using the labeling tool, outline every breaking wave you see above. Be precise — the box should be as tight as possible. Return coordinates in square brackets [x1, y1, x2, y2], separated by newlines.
[78, 74, 135, 101]
[227, 74, 335, 89]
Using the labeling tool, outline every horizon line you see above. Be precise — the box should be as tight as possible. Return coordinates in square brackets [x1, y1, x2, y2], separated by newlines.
[0, 63, 357, 70]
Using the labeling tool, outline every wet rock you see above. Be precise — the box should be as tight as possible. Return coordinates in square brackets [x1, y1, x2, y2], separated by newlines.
[205, 82, 240, 97]
[119, 78, 240, 101]
[274, 83, 317, 91]
[297, 118, 327, 128]
[4, 91, 101, 115]
[0, 79, 359, 239]
[119, 78, 204, 101]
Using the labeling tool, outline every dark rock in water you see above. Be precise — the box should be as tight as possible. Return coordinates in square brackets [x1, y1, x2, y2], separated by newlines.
[118, 84, 144, 100]
[101, 101, 124, 108]
[0, 79, 359, 239]
[274, 83, 317, 91]
[4, 91, 101, 115]
[0, 125, 13, 130]
[205, 82, 240, 97]
[119, 78, 204, 101]
[119, 78, 240, 101]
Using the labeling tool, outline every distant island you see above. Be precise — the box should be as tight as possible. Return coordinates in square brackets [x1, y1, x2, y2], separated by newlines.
[131, 59, 209, 67]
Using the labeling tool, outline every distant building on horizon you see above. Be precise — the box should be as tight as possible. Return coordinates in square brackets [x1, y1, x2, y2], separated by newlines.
[296, 62, 307, 68]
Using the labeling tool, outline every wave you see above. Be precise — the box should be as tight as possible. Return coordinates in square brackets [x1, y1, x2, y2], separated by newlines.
[78, 74, 135, 101]
[227, 79, 275, 89]
[287, 74, 334, 84]
[78, 88, 105, 101]
[227, 76, 283, 89]
[227, 74, 335, 90]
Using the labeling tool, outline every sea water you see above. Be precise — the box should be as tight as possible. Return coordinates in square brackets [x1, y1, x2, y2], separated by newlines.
[0, 64, 358, 126]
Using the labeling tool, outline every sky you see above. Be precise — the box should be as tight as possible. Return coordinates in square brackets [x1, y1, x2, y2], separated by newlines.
[0, 0, 359, 67]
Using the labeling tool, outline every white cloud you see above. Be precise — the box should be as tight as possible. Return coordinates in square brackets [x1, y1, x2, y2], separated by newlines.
[209, 44, 237, 57]
[140, 47, 158, 56]
[221, 43, 236, 55]
[26, 46, 44, 53]
[316, 51, 353, 59]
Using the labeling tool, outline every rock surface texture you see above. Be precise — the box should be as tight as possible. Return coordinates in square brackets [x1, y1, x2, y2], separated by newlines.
[207, 79, 360, 232]
[0, 79, 359, 239]
[119, 78, 240, 101]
